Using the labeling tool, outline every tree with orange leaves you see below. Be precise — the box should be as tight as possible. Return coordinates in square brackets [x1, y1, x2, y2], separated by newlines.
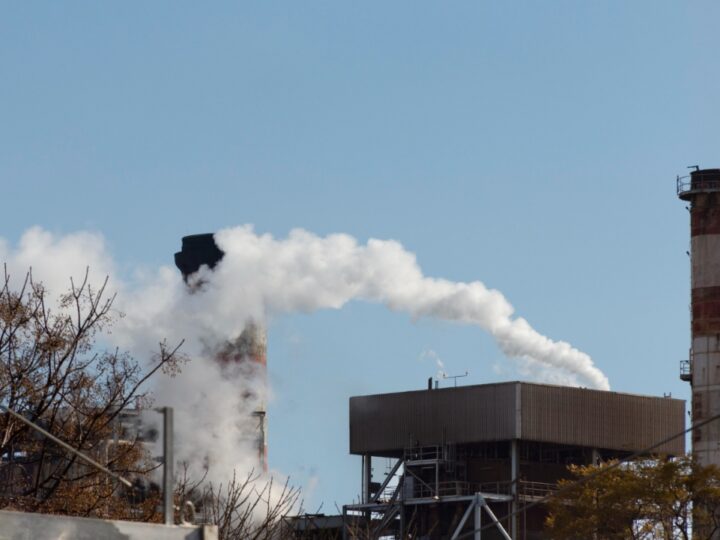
[545, 455, 720, 540]
[0, 268, 183, 521]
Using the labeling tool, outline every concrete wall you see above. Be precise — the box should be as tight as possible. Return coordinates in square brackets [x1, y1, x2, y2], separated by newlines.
[0, 510, 218, 540]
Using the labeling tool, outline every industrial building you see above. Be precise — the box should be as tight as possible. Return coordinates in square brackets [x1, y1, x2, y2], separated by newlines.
[176, 208, 700, 539]
[341, 381, 684, 539]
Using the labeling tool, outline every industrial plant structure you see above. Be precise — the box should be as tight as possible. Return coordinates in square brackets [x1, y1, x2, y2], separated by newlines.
[174, 233, 268, 470]
[342, 381, 684, 540]
[678, 168, 720, 469]
[175, 195, 703, 539]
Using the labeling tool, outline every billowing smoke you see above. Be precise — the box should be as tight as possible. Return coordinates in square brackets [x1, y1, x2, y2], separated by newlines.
[206, 226, 608, 391]
[0, 225, 610, 488]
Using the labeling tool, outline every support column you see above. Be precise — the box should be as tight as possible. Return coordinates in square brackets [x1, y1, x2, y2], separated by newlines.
[361, 454, 372, 503]
[398, 462, 406, 539]
[342, 506, 348, 540]
[435, 460, 440, 498]
[511, 439, 519, 539]
[162, 407, 174, 526]
[474, 494, 482, 540]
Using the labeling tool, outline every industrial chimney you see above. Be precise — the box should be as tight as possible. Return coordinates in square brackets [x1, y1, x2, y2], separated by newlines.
[678, 168, 720, 467]
[174, 233, 268, 471]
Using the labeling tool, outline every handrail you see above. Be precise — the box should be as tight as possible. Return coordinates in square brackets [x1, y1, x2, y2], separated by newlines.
[404, 445, 443, 461]
[677, 175, 690, 195]
[519, 480, 556, 498]
[400, 479, 557, 500]
[680, 359, 692, 381]
[677, 174, 720, 196]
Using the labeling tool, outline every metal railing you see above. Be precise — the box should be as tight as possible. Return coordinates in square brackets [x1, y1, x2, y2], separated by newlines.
[404, 445, 444, 462]
[680, 359, 692, 381]
[412, 480, 510, 499]
[519, 481, 556, 499]
[402, 479, 556, 500]
[677, 175, 720, 197]
[677, 175, 690, 195]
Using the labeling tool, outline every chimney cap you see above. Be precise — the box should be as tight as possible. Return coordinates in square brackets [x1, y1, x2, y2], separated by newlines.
[174, 233, 224, 278]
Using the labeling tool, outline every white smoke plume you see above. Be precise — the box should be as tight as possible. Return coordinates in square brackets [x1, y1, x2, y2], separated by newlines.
[0, 225, 610, 489]
[420, 349, 448, 380]
[0, 226, 116, 296]
[206, 226, 609, 390]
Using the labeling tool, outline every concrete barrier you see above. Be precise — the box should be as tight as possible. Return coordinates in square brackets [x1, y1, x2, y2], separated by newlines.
[0, 509, 218, 540]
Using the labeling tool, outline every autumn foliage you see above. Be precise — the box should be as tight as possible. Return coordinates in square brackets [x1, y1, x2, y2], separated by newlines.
[0, 268, 182, 520]
[545, 455, 720, 540]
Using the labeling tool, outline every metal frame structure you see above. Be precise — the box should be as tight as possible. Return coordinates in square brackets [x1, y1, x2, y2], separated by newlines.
[343, 444, 524, 539]
[677, 173, 720, 198]
[450, 493, 512, 540]
[345, 382, 684, 539]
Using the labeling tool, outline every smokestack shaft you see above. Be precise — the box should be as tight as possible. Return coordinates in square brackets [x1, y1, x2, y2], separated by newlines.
[175, 234, 268, 471]
[679, 169, 720, 466]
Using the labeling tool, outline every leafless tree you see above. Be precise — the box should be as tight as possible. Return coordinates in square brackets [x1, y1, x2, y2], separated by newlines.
[1, 267, 307, 537]
[176, 463, 302, 539]
[0, 267, 183, 520]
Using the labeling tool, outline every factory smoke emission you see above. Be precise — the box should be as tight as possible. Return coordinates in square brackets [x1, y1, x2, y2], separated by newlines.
[204, 226, 608, 390]
[174, 233, 268, 471]
[0, 225, 610, 487]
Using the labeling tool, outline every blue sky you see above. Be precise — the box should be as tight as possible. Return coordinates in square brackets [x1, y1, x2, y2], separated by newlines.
[2, 1, 719, 510]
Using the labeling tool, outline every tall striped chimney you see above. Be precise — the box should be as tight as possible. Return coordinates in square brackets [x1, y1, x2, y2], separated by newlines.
[678, 168, 720, 467]
[174, 233, 268, 471]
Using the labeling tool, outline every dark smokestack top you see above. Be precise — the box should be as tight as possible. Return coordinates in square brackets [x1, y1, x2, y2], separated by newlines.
[174, 233, 225, 279]
[691, 168, 720, 183]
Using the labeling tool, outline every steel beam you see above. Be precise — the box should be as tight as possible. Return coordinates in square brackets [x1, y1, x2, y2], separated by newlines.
[361, 454, 372, 503]
[479, 494, 512, 540]
[510, 439, 518, 539]
[451, 499, 475, 540]
[370, 459, 402, 503]
[161, 407, 174, 526]
[474, 495, 481, 540]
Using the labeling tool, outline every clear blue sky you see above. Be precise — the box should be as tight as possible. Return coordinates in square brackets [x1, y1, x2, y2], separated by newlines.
[2, 1, 719, 510]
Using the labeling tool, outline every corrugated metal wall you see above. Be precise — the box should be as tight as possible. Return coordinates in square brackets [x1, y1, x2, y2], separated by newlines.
[349, 382, 517, 455]
[520, 384, 685, 455]
[349, 382, 685, 456]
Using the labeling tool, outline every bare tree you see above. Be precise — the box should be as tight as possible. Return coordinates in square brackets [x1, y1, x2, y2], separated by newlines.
[0, 267, 307, 537]
[0, 268, 183, 520]
[176, 463, 301, 539]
